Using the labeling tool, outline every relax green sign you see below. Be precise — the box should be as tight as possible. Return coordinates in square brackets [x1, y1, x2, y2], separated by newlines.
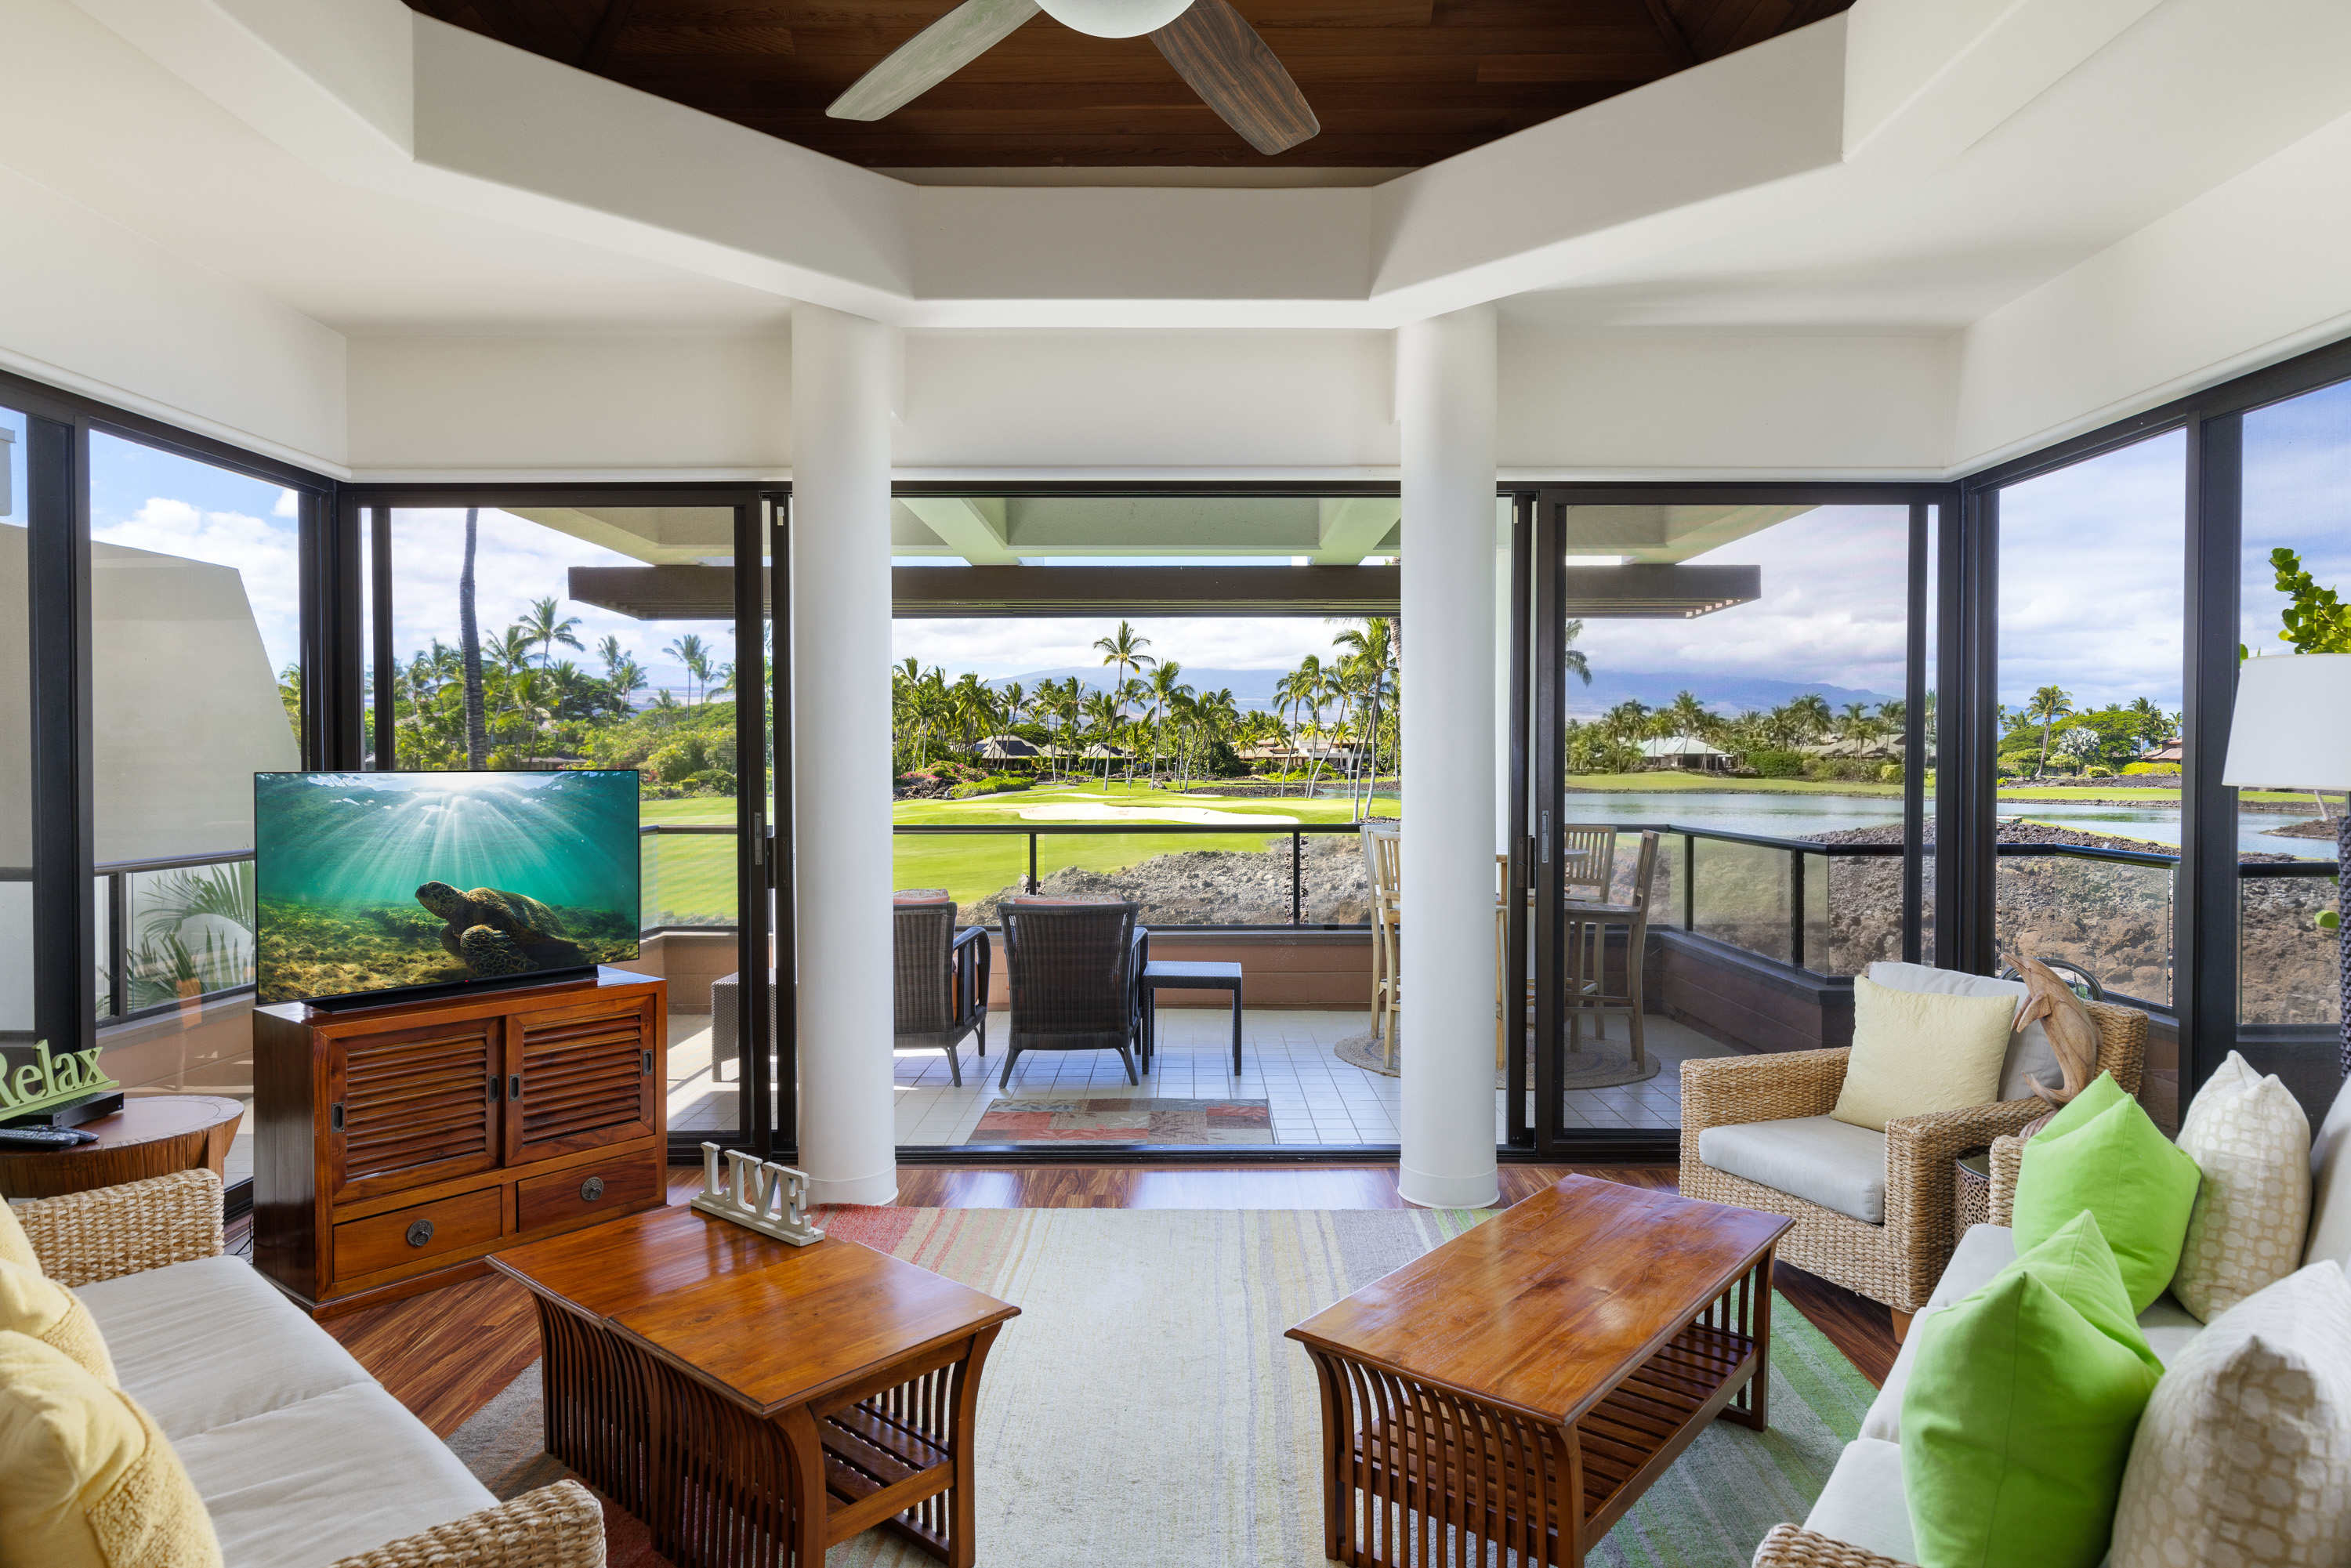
[0, 1042, 121, 1117]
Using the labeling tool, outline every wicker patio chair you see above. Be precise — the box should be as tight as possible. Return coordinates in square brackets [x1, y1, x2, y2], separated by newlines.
[1751, 1523, 1914, 1566]
[894, 899, 991, 1086]
[997, 899, 1147, 1088]
[1679, 998, 2147, 1321]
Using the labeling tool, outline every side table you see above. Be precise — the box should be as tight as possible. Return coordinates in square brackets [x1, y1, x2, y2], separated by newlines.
[1139, 961, 1244, 1074]
[0, 1093, 243, 1200]
[1954, 1146, 1992, 1234]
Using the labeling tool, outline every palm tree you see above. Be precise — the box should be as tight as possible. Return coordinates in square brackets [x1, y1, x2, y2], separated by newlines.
[2026, 684, 2074, 776]
[663, 633, 712, 707]
[1144, 661, 1190, 781]
[1092, 622, 1155, 782]
[1563, 617, 1592, 688]
[1331, 618, 1397, 819]
[1787, 692, 1833, 741]
[1081, 690, 1123, 784]
[458, 508, 488, 769]
[1665, 690, 1712, 741]
[596, 635, 628, 676]
[2125, 696, 2174, 755]
[521, 596, 585, 671]
[999, 681, 1027, 731]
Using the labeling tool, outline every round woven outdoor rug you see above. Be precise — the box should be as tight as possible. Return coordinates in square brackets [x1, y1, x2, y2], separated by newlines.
[447, 1206, 1872, 1568]
[1332, 1021, 1662, 1088]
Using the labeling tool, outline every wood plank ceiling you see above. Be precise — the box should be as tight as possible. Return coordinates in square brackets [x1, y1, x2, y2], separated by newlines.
[404, 0, 1853, 168]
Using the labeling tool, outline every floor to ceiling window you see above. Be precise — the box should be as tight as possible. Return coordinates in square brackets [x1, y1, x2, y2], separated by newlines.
[84, 433, 308, 1186]
[361, 494, 774, 1160]
[1991, 432, 2186, 1024]
[1522, 491, 1934, 1154]
[0, 407, 30, 1059]
[2237, 381, 2350, 1040]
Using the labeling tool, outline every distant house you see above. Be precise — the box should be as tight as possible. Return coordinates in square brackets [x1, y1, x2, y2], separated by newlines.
[1639, 735, 1734, 773]
[972, 733, 1043, 768]
[2143, 737, 2185, 765]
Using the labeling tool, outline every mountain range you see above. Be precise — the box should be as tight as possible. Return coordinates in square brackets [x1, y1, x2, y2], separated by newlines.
[992, 665, 1896, 719]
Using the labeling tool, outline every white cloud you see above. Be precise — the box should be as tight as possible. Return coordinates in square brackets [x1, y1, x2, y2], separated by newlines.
[273, 488, 299, 519]
[93, 498, 302, 674]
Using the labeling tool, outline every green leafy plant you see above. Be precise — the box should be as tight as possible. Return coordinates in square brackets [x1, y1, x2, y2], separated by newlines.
[1748, 748, 1805, 779]
[2270, 547, 2351, 653]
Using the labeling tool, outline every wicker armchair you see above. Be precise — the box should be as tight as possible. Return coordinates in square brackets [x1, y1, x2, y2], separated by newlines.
[895, 900, 991, 1086]
[1679, 1000, 2146, 1319]
[1751, 1522, 1914, 1566]
[9, 1171, 604, 1568]
[997, 899, 1147, 1088]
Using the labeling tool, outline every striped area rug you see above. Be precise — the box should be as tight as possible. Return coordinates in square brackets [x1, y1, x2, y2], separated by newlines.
[453, 1206, 1872, 1567]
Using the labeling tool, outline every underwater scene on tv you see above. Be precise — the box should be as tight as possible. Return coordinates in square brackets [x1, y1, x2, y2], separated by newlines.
[255, 770, 640, 1005]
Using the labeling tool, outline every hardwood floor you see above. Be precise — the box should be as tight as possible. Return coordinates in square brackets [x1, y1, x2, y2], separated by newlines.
[317, 1163, 1900, 1437]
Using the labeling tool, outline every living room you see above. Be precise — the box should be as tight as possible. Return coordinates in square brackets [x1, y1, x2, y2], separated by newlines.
[2, 2, 2350, 1565]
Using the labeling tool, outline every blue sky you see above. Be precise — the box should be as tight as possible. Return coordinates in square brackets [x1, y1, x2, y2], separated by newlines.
[53, 381, 2351, 720]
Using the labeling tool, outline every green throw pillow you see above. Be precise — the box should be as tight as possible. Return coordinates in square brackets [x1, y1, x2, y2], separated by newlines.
[2013, 1074, 2201, 1313]
[1902, 1211, 2163, 1568]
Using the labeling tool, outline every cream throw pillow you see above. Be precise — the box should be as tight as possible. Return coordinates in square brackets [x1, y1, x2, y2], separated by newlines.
[0, 1331, 221, 1568]
[0, 1198, 38, 1273]
[1830, 976, 2017, 1132]
[2110, 1263, 2351, 1568]
[2172, 1050, 2313, 1321]
[0, 1260, 115, 1385]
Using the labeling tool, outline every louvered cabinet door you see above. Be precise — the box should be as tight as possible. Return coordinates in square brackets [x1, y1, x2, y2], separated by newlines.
[325, 1020, 501, 1204]
[506, 995, 659, 1164]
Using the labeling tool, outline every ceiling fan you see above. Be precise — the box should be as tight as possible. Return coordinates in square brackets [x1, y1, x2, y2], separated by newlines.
[826, 0, 1320, 156]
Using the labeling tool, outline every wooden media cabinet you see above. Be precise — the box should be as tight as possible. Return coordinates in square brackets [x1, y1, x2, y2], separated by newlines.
[255, 969, 668, 1318]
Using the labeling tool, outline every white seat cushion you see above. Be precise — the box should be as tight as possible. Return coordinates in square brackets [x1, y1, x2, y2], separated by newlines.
[1866, 960, 2057, 1101]
[173, 1382, 498, 1568]
[1797, 1437, 1916, 1564]
[2305, 1071, 2351, 1273]
[75, 1255, 372, 1443]
[1698, 1116, 1887, 1224]
[1861, 1225, 2207, 1444]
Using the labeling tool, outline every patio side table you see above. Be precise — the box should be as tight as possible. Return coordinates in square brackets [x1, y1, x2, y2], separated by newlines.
[1139, 961, 1245, 1074]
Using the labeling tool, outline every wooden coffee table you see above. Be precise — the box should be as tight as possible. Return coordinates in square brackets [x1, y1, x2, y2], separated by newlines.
[1286, 1175, 1791, 1568]
[491, 1202, 1019, 1568]
[0, 1094, 243, 1200]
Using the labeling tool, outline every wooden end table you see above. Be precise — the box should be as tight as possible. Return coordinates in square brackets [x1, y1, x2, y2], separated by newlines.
[0, 1093, 243, 1200]
[492, 1203, 1018, 1568]
[1286, 1175, 1791, 1568]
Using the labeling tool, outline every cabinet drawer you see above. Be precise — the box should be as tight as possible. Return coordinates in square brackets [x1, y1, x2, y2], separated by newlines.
[333, 1187, 503, 1283]
[516, 1153, 658, 1233]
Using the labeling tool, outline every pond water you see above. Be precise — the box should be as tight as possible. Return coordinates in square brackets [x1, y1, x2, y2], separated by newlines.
[1559, 789, 2325, 860]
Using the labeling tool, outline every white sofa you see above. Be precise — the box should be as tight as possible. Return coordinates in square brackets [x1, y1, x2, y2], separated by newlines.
[10, 1169, 602, 1568]
[1756, 1070, 2351, 1567]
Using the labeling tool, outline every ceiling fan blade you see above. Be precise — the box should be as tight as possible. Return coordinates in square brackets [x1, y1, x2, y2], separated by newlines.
[1150, 0, 1318, 156]
[828, 0, 1041, 121]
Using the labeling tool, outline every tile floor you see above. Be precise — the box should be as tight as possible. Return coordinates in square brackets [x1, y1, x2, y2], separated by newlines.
[665, 1006, 1738, 1147]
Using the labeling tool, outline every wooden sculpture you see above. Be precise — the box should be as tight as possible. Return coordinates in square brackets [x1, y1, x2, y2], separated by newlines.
[2012, 955, 2101, 1109]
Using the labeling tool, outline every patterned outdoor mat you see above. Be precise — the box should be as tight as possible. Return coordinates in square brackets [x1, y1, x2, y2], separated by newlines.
[965, 1096, 1273, 1144]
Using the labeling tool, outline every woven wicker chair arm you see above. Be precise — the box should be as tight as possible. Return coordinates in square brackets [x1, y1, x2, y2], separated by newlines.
[13, 1168, 223, 1287]
[1987, 1134, 2027, 1226]
[324, 1480, 605, 1568]
[1751, 1523, 1915, 1567]
[2083, 1001, 2149, 1095]
[1679, 1049, 1849, 1132]
[1884, 1097, 2046, 1196]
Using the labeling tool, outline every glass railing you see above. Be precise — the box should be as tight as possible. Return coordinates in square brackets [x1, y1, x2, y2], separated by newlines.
[1994, 842, 2176, 1008]
[893, 822, 1374, 928]
[95, 851, 257, 1023]
[639, 822, 737, 930]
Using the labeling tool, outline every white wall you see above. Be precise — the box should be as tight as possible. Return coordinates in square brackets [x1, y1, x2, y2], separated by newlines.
[1952, 107, 2351, 471]
[346, 335, 792, 480]
[0, 163, 346, 472]
[1498, 331, 1954, 480]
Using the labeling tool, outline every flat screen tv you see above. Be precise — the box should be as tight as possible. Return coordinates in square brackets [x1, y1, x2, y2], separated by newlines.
[255, 770, 641, 1009]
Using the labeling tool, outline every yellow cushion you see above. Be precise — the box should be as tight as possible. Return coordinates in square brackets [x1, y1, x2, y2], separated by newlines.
[0, 1331, 220, 1568]
[1831, 975, 2018, 1132]
[0, 1200, 38, 1273]
[0, 1260, 115, 1385]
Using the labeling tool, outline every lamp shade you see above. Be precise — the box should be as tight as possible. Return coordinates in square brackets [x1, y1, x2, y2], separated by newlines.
[2222, 653, 2351, 789]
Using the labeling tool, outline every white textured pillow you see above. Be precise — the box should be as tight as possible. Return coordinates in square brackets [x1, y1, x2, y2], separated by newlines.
[2172, 1050, 2313, 1321]
[2306, 1073, 2351, 1273]
[2110, 1263, 2351, 1568]
[1864, 961, 2053, 1101]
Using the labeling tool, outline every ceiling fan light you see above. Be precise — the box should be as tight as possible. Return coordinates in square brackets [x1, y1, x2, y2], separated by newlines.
[1038, 0, 1193, 38]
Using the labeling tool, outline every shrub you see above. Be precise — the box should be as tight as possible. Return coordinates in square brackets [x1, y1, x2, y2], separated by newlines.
[1878, 762, 1904, 784]
[2121, 762, 2180, 776]
[1749, 748, 1806, 778]
[2042, 754, 2080, 774]
[2082, 764, 2113, 779]
[648, 737, 710, 784]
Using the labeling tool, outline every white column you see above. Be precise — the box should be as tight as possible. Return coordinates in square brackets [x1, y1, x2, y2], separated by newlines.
[790, 302, 899, 1207]
[1397, 306, 1502, 1211]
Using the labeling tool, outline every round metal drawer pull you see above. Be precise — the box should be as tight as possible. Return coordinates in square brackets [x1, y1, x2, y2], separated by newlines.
[405, 1219, 435, 1248]
[579, 1177, 606, 1202]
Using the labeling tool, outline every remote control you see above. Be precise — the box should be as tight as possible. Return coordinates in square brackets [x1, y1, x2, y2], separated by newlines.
[0, 1126, 100, 1150]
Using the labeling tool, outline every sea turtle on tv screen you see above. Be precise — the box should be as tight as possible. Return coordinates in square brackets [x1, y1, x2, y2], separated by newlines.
[415, 882, 587, 976]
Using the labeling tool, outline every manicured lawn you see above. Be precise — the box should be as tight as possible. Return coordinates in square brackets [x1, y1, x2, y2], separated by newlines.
[640, 797, 736, 925]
